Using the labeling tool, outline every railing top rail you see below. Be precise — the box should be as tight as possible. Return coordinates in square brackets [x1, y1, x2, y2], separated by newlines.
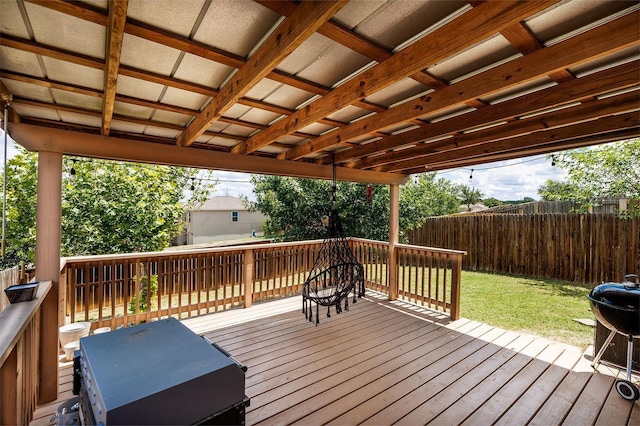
[396, 243, 467, 256]
[0, 280, 51, 366]
[62, 239, 326, 265]
[349, 237, 390, 247]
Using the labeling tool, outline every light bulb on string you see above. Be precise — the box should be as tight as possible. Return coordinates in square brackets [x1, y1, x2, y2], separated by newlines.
[469, 169, 474, 180]
[190, 177, 195, 191]
[70, 159, 77, 176]
[551, 155, 556, 167]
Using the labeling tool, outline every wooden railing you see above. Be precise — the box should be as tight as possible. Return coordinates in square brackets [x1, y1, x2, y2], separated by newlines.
[396, 243, 464, 320]
[61, 239, 465, 329]
[0, 281, 51, 425]
[351, 238, 465, 319]
[62, 241, 324, 329]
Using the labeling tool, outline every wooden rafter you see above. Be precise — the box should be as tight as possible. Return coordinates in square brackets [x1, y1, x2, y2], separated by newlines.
[400, 128, 640, 174]
[232, 0, 559, 155]
[101, 0, 128, 136]
[357, 90, 639, 170]
[177, 1, 348, 147]
[297, 12, 639, 164]
[23, 0, 387, 112]
[383, 112, 640, 173]
[330, 59, 640, 166]
[0, 70, 321, 143]
[255, 0, 449, 91]
[0, 34, 320, 123]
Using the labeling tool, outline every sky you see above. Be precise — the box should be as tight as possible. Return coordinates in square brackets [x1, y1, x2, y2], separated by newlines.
[202, 153, 568, 202]
[2, 128, 566, 202]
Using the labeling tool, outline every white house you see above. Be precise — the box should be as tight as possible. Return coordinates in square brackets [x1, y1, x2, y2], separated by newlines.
[174, 196, 265, 245]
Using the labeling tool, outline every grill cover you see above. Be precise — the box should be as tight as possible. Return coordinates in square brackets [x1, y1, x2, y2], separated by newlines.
[78, 318, 246, 425]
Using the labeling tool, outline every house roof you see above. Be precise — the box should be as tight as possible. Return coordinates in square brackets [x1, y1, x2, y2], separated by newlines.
[197, 196, 247, 212]
[1, 0, 638, 185]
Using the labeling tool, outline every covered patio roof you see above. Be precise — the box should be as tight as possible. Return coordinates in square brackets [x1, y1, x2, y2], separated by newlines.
[1, 0, 638, 184]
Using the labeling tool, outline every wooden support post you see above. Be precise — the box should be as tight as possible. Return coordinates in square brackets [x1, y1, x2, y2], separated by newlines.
[244, 249, 254, 308]
[450, 255, 462, 320]
[35, 151, 62, 404]
[0, 347, 18, 424]
[388, 184, 399, 300]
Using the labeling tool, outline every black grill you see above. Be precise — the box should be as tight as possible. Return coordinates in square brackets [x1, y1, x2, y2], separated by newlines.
[74, 318, 248, 425]
[588, 273, 640, 401]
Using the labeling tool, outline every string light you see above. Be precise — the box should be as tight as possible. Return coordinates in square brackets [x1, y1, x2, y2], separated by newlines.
[70, 159, 77, 176]
[551, 155, 556, 167]
[469, 169, 473, 180]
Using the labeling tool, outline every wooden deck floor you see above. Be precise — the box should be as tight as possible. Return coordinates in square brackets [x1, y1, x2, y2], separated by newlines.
[33, 292, 639, 425]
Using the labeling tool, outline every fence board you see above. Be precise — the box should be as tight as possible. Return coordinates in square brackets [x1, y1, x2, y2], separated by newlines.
[407, 214, 639, 285]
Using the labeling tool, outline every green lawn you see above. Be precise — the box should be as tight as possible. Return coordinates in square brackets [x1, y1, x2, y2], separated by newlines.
[459, 271, 595, 349]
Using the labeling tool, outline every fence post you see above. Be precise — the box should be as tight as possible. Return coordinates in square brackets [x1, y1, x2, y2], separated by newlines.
[244, 249, 254, 308]
[450, 254, 462, 320]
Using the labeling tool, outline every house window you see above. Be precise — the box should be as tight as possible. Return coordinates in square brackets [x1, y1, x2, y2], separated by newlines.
[231, 211, 239, 222]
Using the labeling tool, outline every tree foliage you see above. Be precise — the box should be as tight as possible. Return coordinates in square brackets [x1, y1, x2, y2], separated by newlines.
[248, 173, 460, 242]
[459, 185, 484, 211]
[537, 139, 640, 214]
[482, 197, 504, 208]
[2, 147, 214, 263]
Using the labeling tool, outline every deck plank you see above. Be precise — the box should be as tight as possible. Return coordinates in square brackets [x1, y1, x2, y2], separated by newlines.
[595, 370, 637, 426]
[249, 317, 481, 424]
[494, 345, 583, 425]
[30, 292, 639, 426]
[361, 329, 525, 425]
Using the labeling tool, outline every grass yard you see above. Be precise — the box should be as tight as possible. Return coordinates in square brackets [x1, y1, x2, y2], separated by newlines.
[460, 270, 595, 349]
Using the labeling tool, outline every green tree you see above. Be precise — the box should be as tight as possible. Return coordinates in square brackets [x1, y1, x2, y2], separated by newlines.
[483, 197, 504, 208]
[537, 139, 640, 214]
[459, 185, 484, 211]
[248, 172, 460, 242]
[538, 180, 579, 201]
[400, 173, 461, 231]
[2, 147, 214, 262]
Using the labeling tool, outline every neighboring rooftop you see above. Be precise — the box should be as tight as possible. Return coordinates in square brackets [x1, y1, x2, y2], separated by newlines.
[197, 196, 248, 211]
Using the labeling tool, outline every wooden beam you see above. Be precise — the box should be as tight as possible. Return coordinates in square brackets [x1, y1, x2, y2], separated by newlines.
[235, 0, 559, 155]
[35, 151, 62, 404]
[256, 0, 449, 90]
[24, 0, 367, 104]
[403, 129, 640, 174]
[359, 90, 639, 170]
[334, 60, 639, 166]
[383, 112, 640, 173]
[8, 123, 408, 185]
[101, 0, 128, 136]
[177, 1, 347, 147]
[312, 16, 640, 165]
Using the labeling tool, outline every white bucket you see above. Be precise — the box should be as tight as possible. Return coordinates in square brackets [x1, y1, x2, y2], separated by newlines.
[63, 341, 80, 361]
[59, 322, 91, 348]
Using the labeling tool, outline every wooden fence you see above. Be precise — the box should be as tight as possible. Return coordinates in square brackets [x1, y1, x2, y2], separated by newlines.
[0, 266, 19, 313]
[407, 213, 639, 285]
[482, 198, 638, 215]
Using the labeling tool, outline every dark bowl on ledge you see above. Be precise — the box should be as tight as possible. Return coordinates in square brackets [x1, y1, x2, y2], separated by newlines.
[4, 282, 40, 304]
